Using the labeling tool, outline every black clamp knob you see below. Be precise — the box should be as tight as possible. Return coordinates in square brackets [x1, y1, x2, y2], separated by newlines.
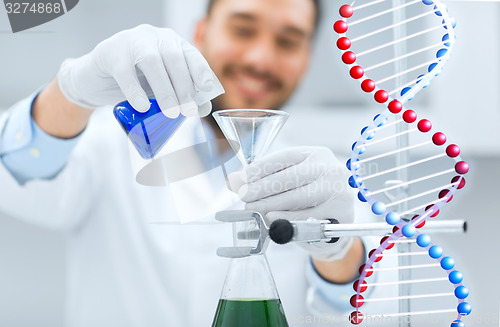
[269, 219, 294, 245]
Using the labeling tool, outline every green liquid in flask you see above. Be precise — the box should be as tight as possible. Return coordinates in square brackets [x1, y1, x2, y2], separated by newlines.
[212, 299, 289, 327]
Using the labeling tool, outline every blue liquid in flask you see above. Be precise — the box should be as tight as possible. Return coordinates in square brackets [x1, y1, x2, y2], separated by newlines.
[113, 99, 186, 159]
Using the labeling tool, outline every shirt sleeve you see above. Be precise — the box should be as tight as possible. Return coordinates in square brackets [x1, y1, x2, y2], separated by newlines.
[305, 236, 377, 314]
[0, 91, 81, 184]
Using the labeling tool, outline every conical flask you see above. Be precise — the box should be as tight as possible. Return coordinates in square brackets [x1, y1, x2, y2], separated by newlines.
[212, 109, 290, 327]
[113, 99, 185, 159]
[212, 254, 288, 327]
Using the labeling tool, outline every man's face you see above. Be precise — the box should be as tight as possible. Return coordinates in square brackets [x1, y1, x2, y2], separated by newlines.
[195, 0, 315, 110]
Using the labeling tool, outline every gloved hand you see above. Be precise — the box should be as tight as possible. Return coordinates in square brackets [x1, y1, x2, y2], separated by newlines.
[57, 24, 224, 118]
[229, 146, 356, 261]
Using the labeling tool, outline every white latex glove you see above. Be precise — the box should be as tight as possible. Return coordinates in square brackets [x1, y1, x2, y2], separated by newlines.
[57, 24, 224, 118]
[229, 146, 356, 261]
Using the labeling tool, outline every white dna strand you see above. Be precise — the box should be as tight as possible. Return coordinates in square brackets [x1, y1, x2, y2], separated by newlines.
[333, 0, 470, 326]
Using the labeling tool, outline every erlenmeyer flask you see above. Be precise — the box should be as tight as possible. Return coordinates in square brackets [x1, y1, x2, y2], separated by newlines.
[212, 253, 289, 327]
[113, 99, 185, 159]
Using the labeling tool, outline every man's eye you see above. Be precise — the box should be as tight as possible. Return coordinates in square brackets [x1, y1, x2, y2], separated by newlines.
[232, 26, 255, 38]
[277, 37, 300, 50]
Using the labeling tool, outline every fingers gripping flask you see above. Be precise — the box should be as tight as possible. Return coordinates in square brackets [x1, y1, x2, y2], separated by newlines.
[212, 230, 289, 327]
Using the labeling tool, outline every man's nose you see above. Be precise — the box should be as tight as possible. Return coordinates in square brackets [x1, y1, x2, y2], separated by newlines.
[242, 36, 277, 73]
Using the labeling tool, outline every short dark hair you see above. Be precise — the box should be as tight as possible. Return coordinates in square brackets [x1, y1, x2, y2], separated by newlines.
[206, 0, 321, 32]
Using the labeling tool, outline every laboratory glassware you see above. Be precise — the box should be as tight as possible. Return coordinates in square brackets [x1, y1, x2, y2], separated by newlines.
[211, 109, 289, 327]
[113, 99, 185, 159]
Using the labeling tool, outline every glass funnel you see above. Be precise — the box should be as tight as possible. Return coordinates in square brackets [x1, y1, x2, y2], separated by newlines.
[211, 109, 290, 327]
[212, 109, 289, 166]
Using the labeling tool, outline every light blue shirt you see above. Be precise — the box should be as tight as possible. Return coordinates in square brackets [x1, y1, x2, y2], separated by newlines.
[0, 92, 79, 184]
[306, 245, 373, 314]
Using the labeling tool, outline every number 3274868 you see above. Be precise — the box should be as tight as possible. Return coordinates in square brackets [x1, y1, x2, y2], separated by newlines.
[5, 2, 62, 14]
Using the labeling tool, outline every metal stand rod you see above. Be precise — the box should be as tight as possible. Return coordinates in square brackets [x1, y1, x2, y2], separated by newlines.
[391, 0, 411, 324]
[287, 219, 466, 243]
[322, 219, 466, 238]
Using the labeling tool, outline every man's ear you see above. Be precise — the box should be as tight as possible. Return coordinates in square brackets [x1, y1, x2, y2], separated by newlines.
[194, 17, 208, 50]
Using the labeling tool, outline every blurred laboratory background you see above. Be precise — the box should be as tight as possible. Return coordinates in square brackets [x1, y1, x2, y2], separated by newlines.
[0, 0, 498, 326]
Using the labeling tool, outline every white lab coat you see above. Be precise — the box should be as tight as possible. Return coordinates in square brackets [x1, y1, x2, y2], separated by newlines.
[0, 107, 350, 327]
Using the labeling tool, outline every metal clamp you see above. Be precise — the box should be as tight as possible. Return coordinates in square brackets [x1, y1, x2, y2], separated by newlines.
[215, 210, 467, 258]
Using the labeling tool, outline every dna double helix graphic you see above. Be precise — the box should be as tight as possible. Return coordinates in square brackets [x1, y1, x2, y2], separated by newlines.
[333, 1, 470, 325]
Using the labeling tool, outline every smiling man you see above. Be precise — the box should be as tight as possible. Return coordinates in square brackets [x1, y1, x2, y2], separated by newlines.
[0, 0, 366, 326]
[196, 0, 315, 110]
